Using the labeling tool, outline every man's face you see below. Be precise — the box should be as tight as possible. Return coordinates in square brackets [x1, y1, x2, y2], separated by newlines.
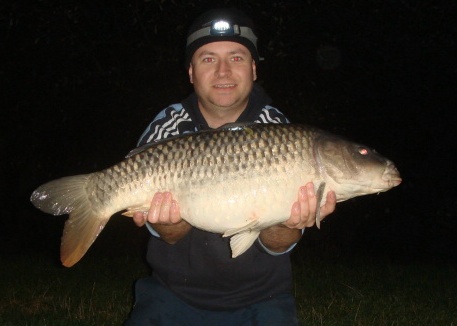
[189, 41, 257, 113]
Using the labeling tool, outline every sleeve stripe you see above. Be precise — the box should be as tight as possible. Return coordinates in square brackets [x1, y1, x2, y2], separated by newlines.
[255, 107, 289, 124]
[139, 106, 192, 145]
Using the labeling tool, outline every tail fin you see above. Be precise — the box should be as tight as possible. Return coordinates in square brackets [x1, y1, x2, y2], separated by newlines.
[30, 175, 110, 267]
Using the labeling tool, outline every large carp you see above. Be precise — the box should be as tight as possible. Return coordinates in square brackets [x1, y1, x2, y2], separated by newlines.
[31, 123, 401, 267]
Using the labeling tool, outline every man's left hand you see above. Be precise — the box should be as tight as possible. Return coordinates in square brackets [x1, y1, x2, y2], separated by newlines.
[282, 182, 336, 229]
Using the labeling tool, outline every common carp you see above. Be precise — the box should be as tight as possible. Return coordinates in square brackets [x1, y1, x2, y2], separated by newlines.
[30, 123, 401, 267]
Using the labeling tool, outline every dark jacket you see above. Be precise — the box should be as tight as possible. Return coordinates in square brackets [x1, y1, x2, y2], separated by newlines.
[137, 84, 295, 310]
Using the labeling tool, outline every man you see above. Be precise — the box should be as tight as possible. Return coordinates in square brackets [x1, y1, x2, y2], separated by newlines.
[125, 8, 336, 325]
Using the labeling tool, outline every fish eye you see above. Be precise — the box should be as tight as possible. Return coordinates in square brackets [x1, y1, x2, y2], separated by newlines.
[358, 147, 369, 155]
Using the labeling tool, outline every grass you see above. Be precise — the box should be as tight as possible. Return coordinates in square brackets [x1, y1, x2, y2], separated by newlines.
[293, 253, 457, 325]
[0, 255, 143, 325]
[1, 217, 456, 325]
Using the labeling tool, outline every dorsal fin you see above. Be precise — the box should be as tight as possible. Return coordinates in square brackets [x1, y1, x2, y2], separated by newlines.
[217, 122, 257, 131]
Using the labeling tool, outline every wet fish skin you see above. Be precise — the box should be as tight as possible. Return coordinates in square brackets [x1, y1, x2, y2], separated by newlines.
[30, 123, 401, 267]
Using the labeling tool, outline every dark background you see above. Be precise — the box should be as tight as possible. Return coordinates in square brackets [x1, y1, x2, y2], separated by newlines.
[2, 1, 456, 263]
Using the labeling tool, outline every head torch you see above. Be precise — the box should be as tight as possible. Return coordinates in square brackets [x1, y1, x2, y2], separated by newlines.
[186, 19, 258, 47]
[184, 9, 261, 67]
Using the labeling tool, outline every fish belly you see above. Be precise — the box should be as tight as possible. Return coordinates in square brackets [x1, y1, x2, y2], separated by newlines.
[174, 169, 306, 234]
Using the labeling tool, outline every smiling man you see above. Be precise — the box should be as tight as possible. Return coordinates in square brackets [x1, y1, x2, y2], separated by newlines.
[124, 8, 336, 326]
[189, 42, 257, 127]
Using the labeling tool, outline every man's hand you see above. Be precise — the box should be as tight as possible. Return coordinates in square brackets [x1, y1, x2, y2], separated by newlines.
[132, 192, 181, 226]
[259, 183, 337, 253]
[283, 182, 336, 229]
[132, 192, 191, 244]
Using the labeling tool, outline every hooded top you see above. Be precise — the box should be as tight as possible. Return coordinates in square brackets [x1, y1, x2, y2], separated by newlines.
[136, 84, 296, 310]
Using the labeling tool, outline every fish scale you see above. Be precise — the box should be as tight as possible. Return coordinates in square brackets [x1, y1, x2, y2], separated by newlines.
[30, 123, 401, 267]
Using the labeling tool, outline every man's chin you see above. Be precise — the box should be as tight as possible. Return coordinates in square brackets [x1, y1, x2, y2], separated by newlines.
[210, 97, 238, 109]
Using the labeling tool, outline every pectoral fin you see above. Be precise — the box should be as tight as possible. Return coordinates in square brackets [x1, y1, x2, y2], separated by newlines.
[315, 182, 326, 229]
[229, 230, 261, 258]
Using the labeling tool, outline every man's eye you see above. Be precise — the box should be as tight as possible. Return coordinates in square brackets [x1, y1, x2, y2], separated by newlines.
[203, 57, 214, 63]
[232, 56, 242, 62]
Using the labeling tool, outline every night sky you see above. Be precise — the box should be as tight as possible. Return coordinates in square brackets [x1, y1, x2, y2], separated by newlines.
[2, 1, 456, 263]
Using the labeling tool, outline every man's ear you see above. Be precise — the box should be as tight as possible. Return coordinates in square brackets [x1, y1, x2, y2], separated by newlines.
[252, 60, 257, 81]
[188, 63, 194, 84]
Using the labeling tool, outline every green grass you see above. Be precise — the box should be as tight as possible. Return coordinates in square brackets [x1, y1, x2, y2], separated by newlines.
[2, 253, 455, 325]
[293, 253, 457, 325]
[1, 217, 456, 325]
[0, 253, 147, 326]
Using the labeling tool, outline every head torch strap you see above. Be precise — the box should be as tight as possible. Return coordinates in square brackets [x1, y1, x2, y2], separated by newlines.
[186, 25, 257, 47]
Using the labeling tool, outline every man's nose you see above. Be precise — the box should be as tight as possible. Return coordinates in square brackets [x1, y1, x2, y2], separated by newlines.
[215, 59, 231, 77]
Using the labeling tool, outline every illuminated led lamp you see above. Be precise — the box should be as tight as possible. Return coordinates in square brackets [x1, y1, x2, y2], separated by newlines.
[186, 19, 257, 46]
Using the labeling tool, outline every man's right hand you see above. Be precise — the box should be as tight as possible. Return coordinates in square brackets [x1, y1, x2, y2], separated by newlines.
[133, 192, 191, 244]
[133, 192, 182, 226]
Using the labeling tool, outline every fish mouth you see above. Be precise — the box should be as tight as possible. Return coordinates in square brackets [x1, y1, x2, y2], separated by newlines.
[382, 161, 402, 188]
